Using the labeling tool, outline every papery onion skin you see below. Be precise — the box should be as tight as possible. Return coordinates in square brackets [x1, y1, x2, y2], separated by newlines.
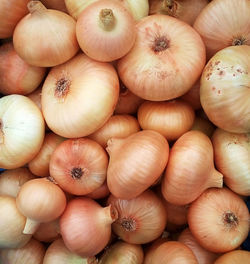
[137, 99, 195, 141]
[212, 129, 250, 196]
[0, 0, 29, 39]
[145, 241, 198, 264]
[41, 53, 119, 138]
[0, 196, 32, 249]
[99, 241, 144, 264]
[49, 138, 109, 195]
[193, 0, 250, 59]
[0, 238, 45, 264]
[188, 187, 250, 253]
[13, 1, 79, 67]
[76, 0, 136, 62]
[107, 189, 167, 244]
[0, 168, 35, 198]
[214, 250, 250, 264]
[117, 14, 206, 101]
[0, 94, 45, 169]
[0, 42, 46, 95]
[107, 130, 169, 199]
[200, 45, 250, 133]
[60, 197, 118, 257]
[88, 114, 141, 148]
[161, 130, 223, 205]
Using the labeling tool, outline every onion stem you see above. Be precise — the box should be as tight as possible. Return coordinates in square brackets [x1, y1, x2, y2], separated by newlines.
[99, 8, 116, 31]
[27, 0, 47, 14]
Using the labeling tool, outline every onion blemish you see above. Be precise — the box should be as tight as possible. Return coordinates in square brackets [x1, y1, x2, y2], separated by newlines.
[55, 77, 71, 99]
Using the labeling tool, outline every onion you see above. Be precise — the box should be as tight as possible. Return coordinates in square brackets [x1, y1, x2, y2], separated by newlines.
[178, 228, 220, 264]
[43, 238, 97, 264]
[212, 128, 250, 196]
[99, 241, 144, 264]
[0, 94, 45, 169]
[181, 79, 201, 110]
[0, 238, 45, 264]
[200, 45, 250, 133]
[76, 0, 136, 62]
[0, 168, 35, 198]
[0, 42, 46, 95]
[33, 219, 61, 243]
[117, 14, 206, 101]
[144, 241, 198, 264]
[161, 130, 223, 205]
[188, 187, 250, 253]
[16, 177, 67, 234]
[41, 53, 119, 138]
[107, 130, 169, 199]
[40, 0, 68, 13]
[88, 114, 141, 148]
[191, 116, 215, 138]
[28, 132, 65, 177]
[193, 0, 250, 59]
[86, 181, 110, 200]
[13, 0, 79, 67]
[149, 0, 209, 25]
[214, 250, 250, 264]
[0, 0, 29, 39]
[0, 196, 32, 249]
[60, 197, 118, 257]
[137, 99, 195, 141]
[49, 138, 109, 195]
[107, 189, 167, 244]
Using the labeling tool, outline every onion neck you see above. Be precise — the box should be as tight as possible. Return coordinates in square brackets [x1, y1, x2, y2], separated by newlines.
[99, 9, 116, 31]
[106, 137, 125, 155]
[100, 204, 118, 225]
[121, 217, 137, 232]
[222, 211, 239, 229]
[207, 169, 223, 189]
[28, 0, 47, 14]
[161, 0, 177, 15]
[23, 218, 41, 234]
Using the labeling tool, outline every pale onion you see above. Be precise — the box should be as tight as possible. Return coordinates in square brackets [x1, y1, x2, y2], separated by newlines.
[0, 42, 46, 95]
[99, 241, 144, 264]
[191, 116, 215, 138]
[88, 114, 140, 148]
[214, 250, 250, 264]
[41, 0, 68, 12]
[28, 132, 65, 177]
[13, 0, 79, 67]
[161, 130, 223, 205]
[200, 45, 250, 133]
[181, 79, 201, 110]
[188, 187, 250, 253]
[144, 241, 198, 264]
[33, 219, 61, 243]
[16, 177, 67, 234]
[107, 189, 167, 244]
[76, 0, 136, 62]
[0, 238, 45, 264]
[0, 0, 29, 38]
[137, 99, 195, 141]
[193, 0, 250, 59]
[0, 94, 45, 169]
[86, 181, 110, 200]
[117, 14, 206, 101]
[41, 53, 119, 138]
[178, 228, 220, 264]
[114, 84, 145, 114]
[212, 128, 250, 196]
[60, 197, 118, 257]
[43, 238, 97, 264]
[49, 138, 109, 195]
[106, 130, 169, 199]
[0, 168, 35, 198]
[0, 196, 32, 249]
[66, 0, 149, 21]
[149, 0, 209, 25]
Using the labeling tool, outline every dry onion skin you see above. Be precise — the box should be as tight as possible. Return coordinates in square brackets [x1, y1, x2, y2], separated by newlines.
[214, 250, 250, 264]
[13, 0, 79, 67]
[212, 128, 250, 196]
[41, 53, 119, 138]
[193, 0, 250, 59]
[188, 187, 250, 253]
[0, 94, 45, 169]
[200, 45, 250, 133]
[117, 14, 206, 101]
